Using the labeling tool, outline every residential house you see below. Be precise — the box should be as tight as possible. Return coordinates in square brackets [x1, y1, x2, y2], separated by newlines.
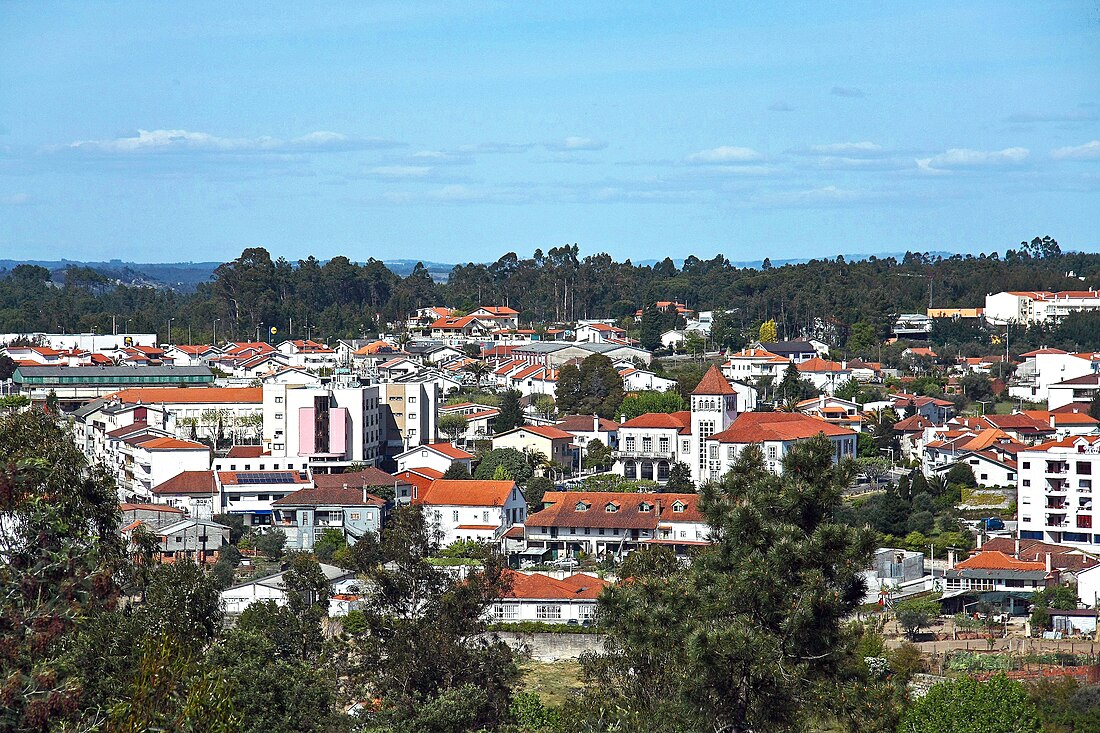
[488, 570, 610, 625]
[151, 518, 231, 564]
[574, 323, 627, 344]
[395, 442, 474, 474]
[152, 470, 218, 519]
[217, 469, 312, 529]
[618, 366, 678, 392]
[756, 340, 819, 364]
[273, 485, 386, 551]
[492, 425, 578, 474]
[796, 357, 852, 396]
[220, 562, 358, 615]
[416, 479, 527, 546]
[523, 491, 707, 559]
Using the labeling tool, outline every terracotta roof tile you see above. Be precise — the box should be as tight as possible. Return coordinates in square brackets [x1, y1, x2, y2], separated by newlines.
[417, 479, 517, 507]
[152, 470, 216, 495]
[691, 365, 736, 395]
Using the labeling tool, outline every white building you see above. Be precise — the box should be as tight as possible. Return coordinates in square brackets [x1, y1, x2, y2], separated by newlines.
[489, 570, 610, 625]
[523, 491, 708, 559]
[220, 562, 357, 615]
[262, 382, 386, 471]
[416, 479, 527, 546]
[395, 442, 474, 474]
[618, 366, 678, 392]
[1017, 435, 1100, 550]
[1009, 348, 1099, 403]
[614, 365, 854, 485]
[985, 290, 1100, 326]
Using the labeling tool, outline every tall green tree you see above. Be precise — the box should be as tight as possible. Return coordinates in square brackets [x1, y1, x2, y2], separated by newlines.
[346, 505, 519, 732]
[0, 409, 125, 732]
[555, 354, 624, 418]
[496, 389, 525, 432]
[577, 437, 875, 732]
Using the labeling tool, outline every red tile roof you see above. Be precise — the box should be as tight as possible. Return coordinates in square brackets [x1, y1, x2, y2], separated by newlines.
[226, 445, 266, 458]
[418, 479, 517, 507]
[501, 569, 610, 600]
[709, 412, 855, 443]
[272, 486, 385, 507]
[692, 365, 736, 395]
[954, 550, 1045, 572]
[313, 467, 401, 489]
[419, 442, 474, 460]
[514, 424, 574, 440]
[137, 436, 210, 451]
[152, 470, 216, 495]
[120, 502, 185, 514]
[620, 412, 691, 430]
[530, 491, 703, 529]
[109, 387, 263, 404]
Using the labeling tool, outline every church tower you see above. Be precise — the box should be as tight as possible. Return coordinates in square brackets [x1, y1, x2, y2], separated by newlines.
[689, 365, 739, 482]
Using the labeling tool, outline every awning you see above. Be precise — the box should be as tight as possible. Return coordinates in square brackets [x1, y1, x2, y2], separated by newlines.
[229, 509, 272, 515]
[519, 547, 549, 557]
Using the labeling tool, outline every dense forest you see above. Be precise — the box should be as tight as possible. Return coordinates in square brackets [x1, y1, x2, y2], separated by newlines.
[2, 237, 1099, 353]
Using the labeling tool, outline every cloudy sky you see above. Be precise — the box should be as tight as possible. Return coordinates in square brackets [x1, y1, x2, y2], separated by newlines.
[0, 2, 1097, 264]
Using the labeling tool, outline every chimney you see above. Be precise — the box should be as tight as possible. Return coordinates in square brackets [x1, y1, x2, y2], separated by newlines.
[1046, 553, 1053, 573]
[819, 394, 826, 409]
[976, 532, 984, 549]
[1014, 537, 1020, 558]
[947, 548, 957, 569]
[363, 487, 367, 503]
[1051, 415, 1057, 429]
[593, 414, 599, 433]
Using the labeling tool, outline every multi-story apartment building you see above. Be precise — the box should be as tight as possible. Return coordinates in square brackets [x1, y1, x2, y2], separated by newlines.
[1017, 436, 1100, 550]
[985, 289, 1100, 326]
[262, 382, 386, 471]
[379, 381, 439, 455]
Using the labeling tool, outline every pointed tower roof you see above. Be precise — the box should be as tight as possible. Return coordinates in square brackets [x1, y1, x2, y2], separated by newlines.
[692, 365, 736, 396]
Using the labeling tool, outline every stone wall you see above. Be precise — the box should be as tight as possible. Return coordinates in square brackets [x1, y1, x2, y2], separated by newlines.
[487, 631, 606, 662]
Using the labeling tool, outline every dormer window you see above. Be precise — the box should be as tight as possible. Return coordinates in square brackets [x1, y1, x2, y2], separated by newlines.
[605, 502, 619, 513]
[672, 501, 685, 513]
[638, 502, 652, 512]
[575, 501, 590, 512]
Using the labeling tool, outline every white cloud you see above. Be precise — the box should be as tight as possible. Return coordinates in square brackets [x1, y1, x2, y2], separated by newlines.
[545, 136, 608, 152]
[458, 141, 536, 154]
[65, 128, 401, 154]
[916, 146, 1029, 172]
[1051, 140, 1100, 160]
[0, 192, 30, 205]
[686, 146, 763, 164]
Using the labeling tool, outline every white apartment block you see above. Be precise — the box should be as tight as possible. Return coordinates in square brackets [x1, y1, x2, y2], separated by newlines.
[985, 290, 1100, 327]
[1017, 436, 1100, 550]
[262, 382, 386, 471]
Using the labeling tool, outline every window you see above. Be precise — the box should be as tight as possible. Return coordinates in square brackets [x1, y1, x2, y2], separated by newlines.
[727, 446, 735, 459]
[274, 413, 283, 420]
[642, 437, 653, 453]
[659, 437, 670, 453]
[672, 501, 685, 513]
[1079, 462, 1093, 475]
[452, 511, 459, 522]
[274, 396, 283, 403]
[575, 501, 590, 512]
[536, 605, 561, 620]
[1022, 462, 1030, 469]
[682, 440, 690, 452]
[483, 511, 490, 523]
[767, 446, 778, 461]
[493, 603, 517, 620]
[605, 503, 619, 513]
[1023, 479, 1030, 487]
[639, 502, 652, 512]
[408, 396, 416, 403]
[625, 437, 636, 451]
[980, 473, 988, 481]
[409, 413, 416, 420]
[350, 512, 360, 520]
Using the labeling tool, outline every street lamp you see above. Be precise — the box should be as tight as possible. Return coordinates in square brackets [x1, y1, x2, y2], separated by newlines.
[167, 318, 174, 347]
[213, 318, 220, 346]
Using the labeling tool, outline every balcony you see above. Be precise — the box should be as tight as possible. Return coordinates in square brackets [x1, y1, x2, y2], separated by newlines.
[1046, 502, 1068, 510]
[1046, 463, 1070, 475]
[615, 448, 676, 460]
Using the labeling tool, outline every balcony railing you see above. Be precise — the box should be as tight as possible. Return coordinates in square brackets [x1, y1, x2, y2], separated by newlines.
[615, 449, 676, 460]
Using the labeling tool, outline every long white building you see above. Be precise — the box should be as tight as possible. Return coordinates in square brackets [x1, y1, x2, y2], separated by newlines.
[985, 290, 1100, 326]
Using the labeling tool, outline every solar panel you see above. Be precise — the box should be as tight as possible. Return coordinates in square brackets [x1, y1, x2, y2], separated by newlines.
[234, 472, 297, 484]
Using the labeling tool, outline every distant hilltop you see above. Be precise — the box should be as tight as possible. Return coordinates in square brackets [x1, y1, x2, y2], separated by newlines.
[0, 257, 456, 292]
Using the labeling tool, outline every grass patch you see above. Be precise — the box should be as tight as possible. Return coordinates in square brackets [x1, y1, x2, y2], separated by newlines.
[519, 660, 585, 707]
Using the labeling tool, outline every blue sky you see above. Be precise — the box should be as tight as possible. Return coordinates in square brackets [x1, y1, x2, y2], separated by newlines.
[1, 2, 1098, 264]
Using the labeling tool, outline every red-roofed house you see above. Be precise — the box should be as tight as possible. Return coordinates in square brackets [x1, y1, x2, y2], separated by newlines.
[574, 322, 627, 344]
[489, 570, 611, 624]
[704, 412, 856, 479]
[524, 491, 707, 559]
[273, 485, 386, 551]
[492, 425, 578, 474]
[394, 442, 474, 475]
[416, 479, 527, 545]
[152, 470, 218, 518]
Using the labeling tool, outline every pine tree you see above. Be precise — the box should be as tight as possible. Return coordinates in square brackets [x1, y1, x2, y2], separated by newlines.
[577, 437, 876, 732]
[496, 389, 525, 432]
